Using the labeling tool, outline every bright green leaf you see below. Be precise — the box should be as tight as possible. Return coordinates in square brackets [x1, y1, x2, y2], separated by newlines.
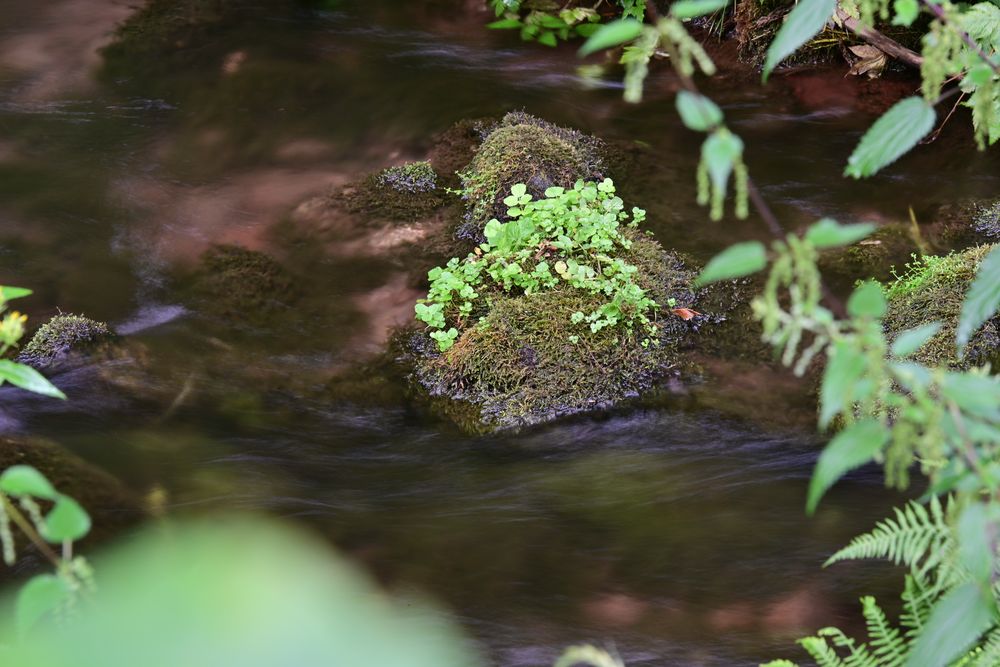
[42, 495, 91, 543]
[0, 465, 57, 500]
[0, 360, 66, 399]
[670, 0, 731, 19]
[847, 281, 887, 318]
[578, 19, 643, 56]
[0, 286, 32, 301]
[675, 91, 723, 132]
[804, 218, 876, 248]
[891, 322, 942, 357]
[845, 97, 936, 178]
[807, 419, 887, 514]
[694, 241, 767, 286]
[763, 0, 837, 81]
[16, 574, 70, 636]
[904, 582, 996, 667]
[486, 18, 522, 29]
[957, 244, 1000, 354]
[537, 30, 558, 47]
[892, 0, 919, 26]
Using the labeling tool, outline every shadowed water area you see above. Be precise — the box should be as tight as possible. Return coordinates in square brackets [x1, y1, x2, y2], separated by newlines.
[1, 0, 999, 664]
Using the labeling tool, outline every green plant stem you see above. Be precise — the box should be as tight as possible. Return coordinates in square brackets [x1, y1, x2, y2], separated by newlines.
[0, 493, 61, 567]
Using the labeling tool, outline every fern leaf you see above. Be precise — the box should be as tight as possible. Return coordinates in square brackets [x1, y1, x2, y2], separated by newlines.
[800, 635, 849, 667]
[860, 596, 908, 667]
[825, 498, 953, 582]
[899, 574, 936, 641]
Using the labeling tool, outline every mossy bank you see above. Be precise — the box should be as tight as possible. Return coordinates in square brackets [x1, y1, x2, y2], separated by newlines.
[881, 244, 1000, 369]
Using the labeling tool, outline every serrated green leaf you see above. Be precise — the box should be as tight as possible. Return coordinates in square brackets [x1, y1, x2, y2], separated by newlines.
[0, 465, 57, 499]
[845, 97, 936, 178]
[762, 0, 837, 81]
[670, 0, 731, 19]
[847, 281, 887, 318]
[957, 244, 1000, 354]
[16, 574, 70, 636]
[0, 286, 32, 301]
[675, 91, 723, 132]
[892, 0, 919, 26]
[890, 322, 942, 357]
[807, 419, 887, 514]
[959, 2, 1000, 51]
[0, 360, 66, 399]
[42, 495, 91, 543]
[904, 582, 995, 667]
[804, 218, 876, 248]
[694, 241, 767, 286]
[578, 19, 643, 56]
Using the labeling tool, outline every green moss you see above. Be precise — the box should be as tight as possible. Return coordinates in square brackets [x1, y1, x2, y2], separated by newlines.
[191, 245, 297, 323]
[17, 315, 115, 370]
[412, 236, 697, 432]
[881, 244, 1000, 369]
[339, 161, 447, 222]
[457, 112, 604, 237]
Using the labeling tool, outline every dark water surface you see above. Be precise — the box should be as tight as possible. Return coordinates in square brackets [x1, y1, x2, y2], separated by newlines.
[1, 1, 997, 665]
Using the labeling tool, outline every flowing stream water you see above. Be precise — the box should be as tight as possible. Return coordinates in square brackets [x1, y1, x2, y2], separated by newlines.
[1, 1, 999, 665]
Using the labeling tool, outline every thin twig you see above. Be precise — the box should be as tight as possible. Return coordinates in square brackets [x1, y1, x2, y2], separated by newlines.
[924, 90, 966, 144]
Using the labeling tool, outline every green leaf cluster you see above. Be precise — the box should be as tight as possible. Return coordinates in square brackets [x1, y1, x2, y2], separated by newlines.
[415, 179, 658, 351]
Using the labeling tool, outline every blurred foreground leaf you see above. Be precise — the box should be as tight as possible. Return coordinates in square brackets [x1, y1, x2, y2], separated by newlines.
[0, 517, 482, 667]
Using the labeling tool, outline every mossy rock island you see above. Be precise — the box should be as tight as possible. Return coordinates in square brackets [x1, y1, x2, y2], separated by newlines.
[399, 115, 705, 433]
[881, 244, 1000, 369]
[17, 314, 117, 372]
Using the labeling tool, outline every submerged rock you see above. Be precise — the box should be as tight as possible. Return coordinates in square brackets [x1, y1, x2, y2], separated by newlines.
[188, 244, 297, 324]
[338, 161, 448, 222]
[881, 244, 1000, 369]
[17, 314, 116, 371]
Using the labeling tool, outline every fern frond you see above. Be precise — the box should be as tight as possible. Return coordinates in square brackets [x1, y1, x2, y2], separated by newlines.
[825, 497, 953, 582]
[860, 596, 907, 667]
[899, 574, 936, 641]
[800, 635, 849, 667]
